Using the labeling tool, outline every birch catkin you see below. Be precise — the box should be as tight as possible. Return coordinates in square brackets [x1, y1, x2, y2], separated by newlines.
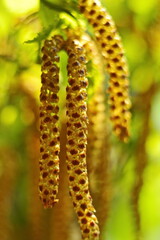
[21, 85, 44, 240]
[79, 0, 131, 141]
[0, 148, 17, 240]
[131, 84, 156, 238]
[83, 36, 111, 235]
[65, 37, 100, 240]
[39, 35, 64, 208]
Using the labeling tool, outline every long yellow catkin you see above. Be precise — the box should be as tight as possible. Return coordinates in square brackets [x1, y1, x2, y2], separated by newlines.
[88, 93, 111, 232]
[83, 37, 111, 234]
[80, 33, 106, 189]
[65, 37, 100, 240]
[14, 81, 45, 240]
[21, 86, 44, 240]
[79, 0, 131, 141]
[39, 35, 64, 208]
[0, 147, 17, 240]
[131, 84, 157, 239]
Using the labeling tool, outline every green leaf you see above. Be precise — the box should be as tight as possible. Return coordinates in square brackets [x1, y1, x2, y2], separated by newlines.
[24, 24, 53, 43]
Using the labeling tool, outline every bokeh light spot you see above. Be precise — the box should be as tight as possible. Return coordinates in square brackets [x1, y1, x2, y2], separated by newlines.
[127, 0, 156, 14]
[1, 105, 18, 125]
[4, 0, 39, 15]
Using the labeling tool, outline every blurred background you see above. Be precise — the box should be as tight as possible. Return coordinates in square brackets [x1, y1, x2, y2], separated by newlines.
[0, 0, 160, 240]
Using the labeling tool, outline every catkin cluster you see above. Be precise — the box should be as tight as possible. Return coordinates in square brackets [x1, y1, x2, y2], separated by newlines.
[65, 38, 100, 240]
[79, 0, 131, 141]
[39, 35, 64, 208]
[39, 1, 132, 234]
[39, 35, 100, 239]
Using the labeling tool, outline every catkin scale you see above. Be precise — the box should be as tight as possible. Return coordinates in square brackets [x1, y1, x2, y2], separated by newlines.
[79, 0, 131, 141]
[65, 37, 100, 240]
[39, 35, 64, 208]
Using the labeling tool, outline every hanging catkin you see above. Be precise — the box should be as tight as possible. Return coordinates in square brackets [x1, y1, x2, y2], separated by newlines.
[65, 37, 100, 240]
[82, 35, 111, 235]
[0, 147, 17, 240]
[88, 92, 111, 232]
[79, 33, 106, 187]
[79, 0, 131, 141]
[131, 84, 157, 239]
[39, 35, 64, 208]
[15, 82, 45, 240]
